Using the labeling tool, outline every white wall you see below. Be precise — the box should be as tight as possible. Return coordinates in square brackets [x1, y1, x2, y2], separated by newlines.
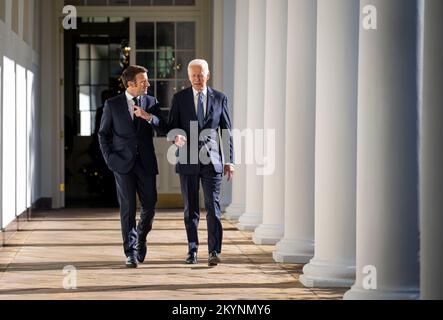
[0, 0, 41, 229]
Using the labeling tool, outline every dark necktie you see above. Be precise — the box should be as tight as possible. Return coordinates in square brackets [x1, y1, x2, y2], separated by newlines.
[197, 92, 205, 128]
[132, 97, 139, 126]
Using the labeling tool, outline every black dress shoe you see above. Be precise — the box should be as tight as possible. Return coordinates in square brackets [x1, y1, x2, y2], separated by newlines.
[185, 252, 198, 265]
[208, 251, 221, 266]
[126, 255, 138, 268]
[137, 241, 147, 263]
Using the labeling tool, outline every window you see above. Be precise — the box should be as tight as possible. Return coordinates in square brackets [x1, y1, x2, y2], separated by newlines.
[16, 65, 26, 216]
[2, 57, 16, 226]
[135, 20, 196, 117]
[64, 0, 196, 6]
[26, 70, 35, 209]
[76, 37, 127, 136]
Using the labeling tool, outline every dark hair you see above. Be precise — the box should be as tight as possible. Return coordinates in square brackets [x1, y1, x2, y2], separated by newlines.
[122, 65, 148, 88]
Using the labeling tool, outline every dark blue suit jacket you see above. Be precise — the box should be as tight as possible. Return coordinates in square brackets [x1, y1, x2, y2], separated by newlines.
[168, 87, 234, 175]
[98, 93, 167, 175]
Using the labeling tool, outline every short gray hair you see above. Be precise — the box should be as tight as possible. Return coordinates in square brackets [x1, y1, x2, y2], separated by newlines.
[188, 59, 210, 76]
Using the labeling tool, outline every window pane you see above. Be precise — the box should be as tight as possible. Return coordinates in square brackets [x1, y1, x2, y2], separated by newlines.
[79, 86, 91, 111]
[77, 44, 90, 59]
[92, 17, 108, 23]
[109, 17, 127, 23]
[157, 22, 175, 48]
[157, 49, 175, 79]
[148, 80, 155, 97]
[177, 22, 195, 50]
[78, 60, 90, 85]
[153, 0, 173, 5]
[91, 44, 109, 59]
[91, 86, 109, 110]
[175, 0, 195, 5]
[80, 111, 93, 136]
[91, 60, 109, 84]
[177, 80, 190, 92]
[157, 81, 175, 108]
[2, 57, 16, 226]
[16, 65, 27, 215]
[136, 22, 154, 50]
[109, 0, 129, 5]
[87, 0, 107, 5]
[131, 0, 152, 5]
[26, 70, 35, 208]
[65, 0, 84, 5]
[136, 52, 155, 79]
[110, 60, 123, 77]
[109, 43, 121, 59]
[176, 51, 195, 79]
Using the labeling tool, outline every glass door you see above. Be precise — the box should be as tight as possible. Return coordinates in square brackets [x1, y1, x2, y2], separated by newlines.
[133, 19, 197, 122]
[132, 17, 199, 206]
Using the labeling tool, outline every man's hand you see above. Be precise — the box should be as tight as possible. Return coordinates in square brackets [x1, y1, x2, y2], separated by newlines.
[175, 135, 187, 148]
[134, 106, 153, 122]
[224, 164, 234, 182]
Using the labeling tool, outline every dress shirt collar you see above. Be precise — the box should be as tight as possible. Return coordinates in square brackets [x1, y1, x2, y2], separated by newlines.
[192, 87, 208, 98]
[125, 90, 139, 103]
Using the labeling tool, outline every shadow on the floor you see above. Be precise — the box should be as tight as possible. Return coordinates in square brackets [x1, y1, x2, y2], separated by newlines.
[4, 240, 258, 248]
[18, 229, 122, 232]
[16, 227, 241, 232]
[0, 281, 311, 296]
[27, 218, 184, 222]
[4, 243, 125, 247]
[0, 254, 302, 272]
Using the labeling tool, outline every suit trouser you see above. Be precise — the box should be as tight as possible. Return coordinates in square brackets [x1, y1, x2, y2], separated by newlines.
[180, 164, 223, 255]
[114, 157, 157, 257]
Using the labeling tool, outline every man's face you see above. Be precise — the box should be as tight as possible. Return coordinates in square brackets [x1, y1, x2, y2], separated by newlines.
[129, 72, 150, 96]
[188, 65, 210, 92]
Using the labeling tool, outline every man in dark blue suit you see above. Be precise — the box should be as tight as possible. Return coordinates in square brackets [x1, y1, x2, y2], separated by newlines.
[99, 65, 167, 268]
[168, 59, 234, 267]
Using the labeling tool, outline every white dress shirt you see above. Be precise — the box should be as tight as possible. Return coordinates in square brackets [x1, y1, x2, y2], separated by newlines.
[192, 87, 208, 117]
[125, 91, 153, 124]
[191, 87, 234, 169]
[125, 91, 138, 120]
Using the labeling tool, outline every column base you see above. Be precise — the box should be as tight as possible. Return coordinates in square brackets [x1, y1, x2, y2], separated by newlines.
[237, 211, 262, 231]
[252, 223, 284, 245]
[273, 238, 314, 264]
[224, 204, 245, 221]
[344, 285, 419, 300]
[299, 258, 356, 288]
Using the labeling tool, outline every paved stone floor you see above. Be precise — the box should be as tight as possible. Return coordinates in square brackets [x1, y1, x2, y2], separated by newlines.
[0, 208, 346, 300]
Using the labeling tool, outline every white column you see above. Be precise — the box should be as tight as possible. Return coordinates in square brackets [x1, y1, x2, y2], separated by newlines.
[300, 0, 358, 287]
[421, 0, 443, 300]
[224, 0, 248, 221]
[237, 0, 266, 231]
[252, 0, 287, 245]
[273, 0, 317, 263]
[344, 0, 420, 300]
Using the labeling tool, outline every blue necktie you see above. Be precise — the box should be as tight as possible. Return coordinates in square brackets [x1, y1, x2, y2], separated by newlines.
[197, 92, 205, 128]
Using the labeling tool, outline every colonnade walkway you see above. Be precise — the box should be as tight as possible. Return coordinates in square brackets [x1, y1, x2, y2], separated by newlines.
[0, 208, 345, 300]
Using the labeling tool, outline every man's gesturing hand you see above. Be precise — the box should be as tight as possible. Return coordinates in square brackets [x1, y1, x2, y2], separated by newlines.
[175, 135, 187, 148]
[133, 106, 153, 122]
